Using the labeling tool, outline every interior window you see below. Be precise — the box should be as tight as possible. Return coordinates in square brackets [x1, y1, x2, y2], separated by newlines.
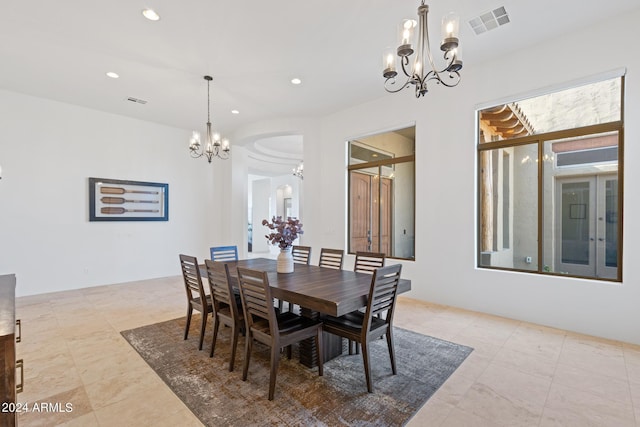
[477, 76, 623, 281]
[348, 127, 415, 260]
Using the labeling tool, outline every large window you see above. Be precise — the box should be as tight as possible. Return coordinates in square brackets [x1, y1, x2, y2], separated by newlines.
[348, 127, 415, 260]
[477, 76, 624, 281]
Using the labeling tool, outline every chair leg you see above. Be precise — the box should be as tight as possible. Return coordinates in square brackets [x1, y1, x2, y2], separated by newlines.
[198, 311, 208, 350]
[361, 341, 373, 393]
[209, 315, 220, 357]
[184, 306, 192, 340]
[386, 329, 397, 375]
[242, 334, 253, 381]
[268, 345, 280, 401]
[316, 328, 324, 376]
[229, 324, 239, 372]
[286, 345, 292, 359]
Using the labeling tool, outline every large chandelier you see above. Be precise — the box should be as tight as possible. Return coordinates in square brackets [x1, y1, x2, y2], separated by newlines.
[188, 75, 230, 162]
[383, 1, 462, 98]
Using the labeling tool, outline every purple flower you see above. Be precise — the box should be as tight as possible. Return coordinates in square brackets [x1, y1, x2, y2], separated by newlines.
[262, 216, 304, 249]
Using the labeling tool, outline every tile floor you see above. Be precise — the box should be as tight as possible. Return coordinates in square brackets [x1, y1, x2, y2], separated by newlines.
[13, 276, 640, 426]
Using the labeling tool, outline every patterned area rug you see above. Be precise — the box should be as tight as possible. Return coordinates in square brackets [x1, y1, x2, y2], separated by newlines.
[121, 316, 472, 426]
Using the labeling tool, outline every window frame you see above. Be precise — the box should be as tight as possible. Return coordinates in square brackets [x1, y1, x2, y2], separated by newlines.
[476, 77, 625, 282]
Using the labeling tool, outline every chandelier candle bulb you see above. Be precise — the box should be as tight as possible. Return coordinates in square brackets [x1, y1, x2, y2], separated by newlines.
[440, 12, 460, 51]
[397, 20, 416, 57]
[383, 48, 397, 78]
[448, 46, 463, 72]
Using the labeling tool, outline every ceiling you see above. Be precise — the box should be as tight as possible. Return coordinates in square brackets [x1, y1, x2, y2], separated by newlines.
[2, 0, 638, 174]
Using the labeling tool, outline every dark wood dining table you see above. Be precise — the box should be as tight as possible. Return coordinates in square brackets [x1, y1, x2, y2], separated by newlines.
[202, 257, 411, 367]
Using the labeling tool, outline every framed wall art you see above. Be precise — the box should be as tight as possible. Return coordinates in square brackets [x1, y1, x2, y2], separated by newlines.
[89, 177, 169, 222]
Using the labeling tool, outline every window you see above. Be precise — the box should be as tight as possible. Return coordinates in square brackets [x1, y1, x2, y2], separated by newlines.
[477, 76, 623, 281]
[348, 127, 415, 260]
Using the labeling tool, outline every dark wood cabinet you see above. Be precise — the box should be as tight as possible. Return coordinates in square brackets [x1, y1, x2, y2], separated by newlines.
[1, 274, 18, 427]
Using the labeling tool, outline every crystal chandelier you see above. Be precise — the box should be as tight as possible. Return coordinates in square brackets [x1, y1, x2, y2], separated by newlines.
[188, 75, 230, 162]
[383, 1, 462, 98]
[292, 162, 304, 180]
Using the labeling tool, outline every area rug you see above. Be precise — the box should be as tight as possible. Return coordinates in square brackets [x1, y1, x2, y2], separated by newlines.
[121, 316, 473, 426]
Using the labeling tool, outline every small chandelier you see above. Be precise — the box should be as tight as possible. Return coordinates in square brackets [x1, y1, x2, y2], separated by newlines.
[188, 75, 230, 162]
[292, 162, 304, 180]
[383, 1, 462, 98]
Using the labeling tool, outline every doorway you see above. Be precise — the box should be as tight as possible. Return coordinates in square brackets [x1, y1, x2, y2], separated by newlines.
[554, 174, 618, 279]
[349, 171, 392, 255]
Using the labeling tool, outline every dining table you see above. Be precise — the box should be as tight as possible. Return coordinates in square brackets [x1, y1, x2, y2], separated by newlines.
[202, 257, 411, 368]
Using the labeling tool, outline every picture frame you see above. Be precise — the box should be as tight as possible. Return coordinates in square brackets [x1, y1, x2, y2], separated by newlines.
[89, 177, 168, 222]
[569, 203, 586, 220]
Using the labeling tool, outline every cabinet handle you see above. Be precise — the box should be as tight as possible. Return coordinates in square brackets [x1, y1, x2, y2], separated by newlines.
[16, 359, 24, 393]
[15, 319, 21, 343]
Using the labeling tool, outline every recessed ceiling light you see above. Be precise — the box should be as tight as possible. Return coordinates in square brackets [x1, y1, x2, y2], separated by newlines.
[231, 109, 240, 114]
[291, 78, 302, 85]
[142, 8, 160, 21]
[106, 72, 119, 79]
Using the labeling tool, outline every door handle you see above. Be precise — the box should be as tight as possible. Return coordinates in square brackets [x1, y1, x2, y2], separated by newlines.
[598, 238, 605, 242]
[590, 238, 595, 241]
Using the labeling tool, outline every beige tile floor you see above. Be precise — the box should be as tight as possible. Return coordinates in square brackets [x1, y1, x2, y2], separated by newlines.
[13, 276, 640, 426]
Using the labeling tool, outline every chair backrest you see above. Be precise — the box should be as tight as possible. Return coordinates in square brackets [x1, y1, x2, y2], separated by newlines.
[210, 245, 239, 262]
[292, 245, 312, 265]
[319, 248, 344, 270]
[204, 259, 241, 321]
[354, 251, 386, 274]
[179, 254, 206, 303]
[236, 267, 278, 337]
[363, 264, 402, 332]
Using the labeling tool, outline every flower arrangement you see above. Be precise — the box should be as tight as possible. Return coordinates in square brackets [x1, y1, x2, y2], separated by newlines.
[262, 216, 303, 249]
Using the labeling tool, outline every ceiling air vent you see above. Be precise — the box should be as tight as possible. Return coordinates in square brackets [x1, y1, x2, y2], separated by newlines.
[126, 96, 147, 105]
[468, 6, 510, 35]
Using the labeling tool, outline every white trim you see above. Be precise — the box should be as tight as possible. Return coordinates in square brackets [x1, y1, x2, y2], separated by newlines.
[474, 68, 627, 111]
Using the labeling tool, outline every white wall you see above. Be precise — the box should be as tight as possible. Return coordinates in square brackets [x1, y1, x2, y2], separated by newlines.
[0, 90, 220, 296]
[290, 8, 640, 344]
[3, 7, 640, 345]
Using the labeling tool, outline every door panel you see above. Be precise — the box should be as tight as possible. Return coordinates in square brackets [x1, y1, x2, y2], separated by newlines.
[349, 171, 392, 255]
[350, 172, 371, 252]
[597, 176, 618, 279]
[555, 174, 617, 278]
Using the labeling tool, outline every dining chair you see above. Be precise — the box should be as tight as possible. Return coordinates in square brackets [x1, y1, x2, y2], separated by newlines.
[350, 251, 388, 351]
[318, 248, 344, 270]
[179, 254, 213, 350]
[236, 267, 324, 400]
[210, 245, 239, 262]
[291, 245, 312, 265]
[204, 259, 244, 371]
[322, 263, 402, 392]
[354, 251, 386, 274]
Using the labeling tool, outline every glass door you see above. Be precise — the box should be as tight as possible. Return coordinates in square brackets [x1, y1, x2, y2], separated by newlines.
[554, 174, 618, 278]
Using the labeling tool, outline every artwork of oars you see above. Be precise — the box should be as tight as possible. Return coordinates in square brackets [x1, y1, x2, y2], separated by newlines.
[100, 186, 159, 195]
[101, 207, 160, 214]
[100, 197, 159, 204]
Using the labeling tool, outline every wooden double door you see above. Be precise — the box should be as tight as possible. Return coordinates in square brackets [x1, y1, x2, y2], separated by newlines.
[350, 171, 391, 255]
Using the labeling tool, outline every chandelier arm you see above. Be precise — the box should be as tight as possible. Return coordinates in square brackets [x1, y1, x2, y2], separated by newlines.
[427, 50, 459, 75]
[399, 55, 413, 79]
[425, 69, 461, 87]
[384, 77, 415, 93]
